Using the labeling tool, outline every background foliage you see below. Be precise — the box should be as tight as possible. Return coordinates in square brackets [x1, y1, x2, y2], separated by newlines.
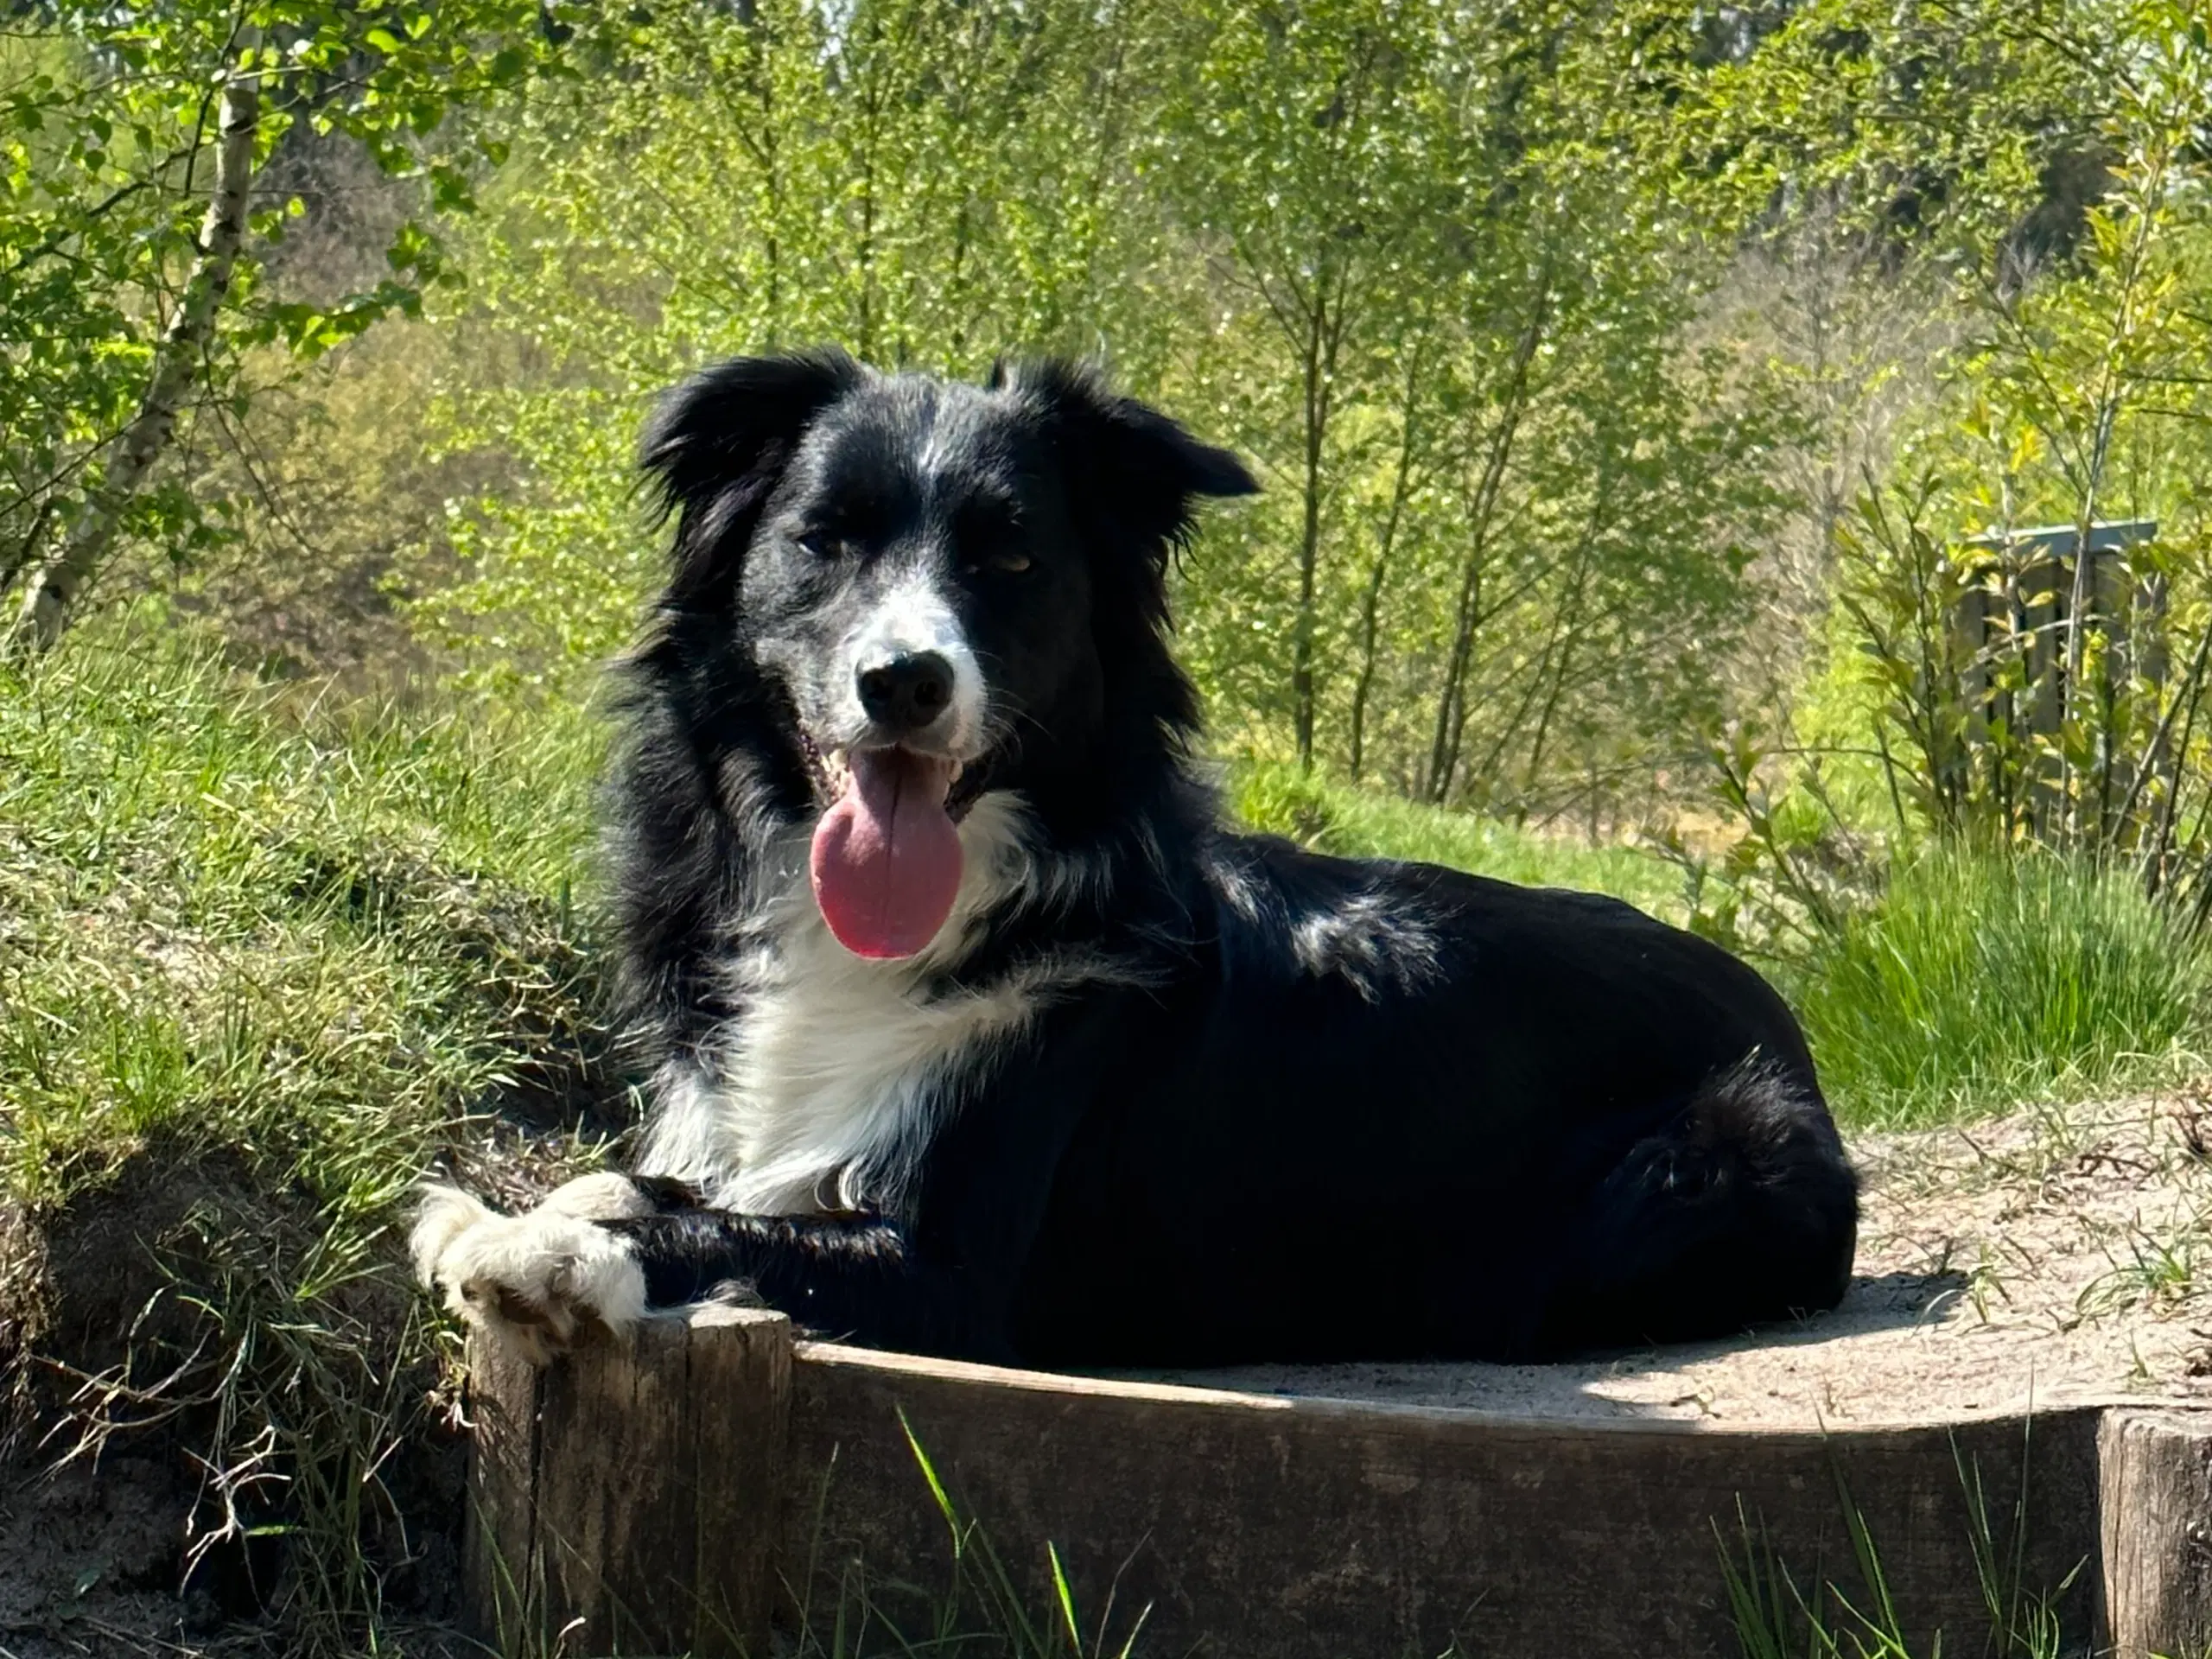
[16, 0, 2212, 835]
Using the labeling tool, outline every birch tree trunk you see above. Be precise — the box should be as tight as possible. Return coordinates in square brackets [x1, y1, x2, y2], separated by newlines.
[7, 31, 261, 655]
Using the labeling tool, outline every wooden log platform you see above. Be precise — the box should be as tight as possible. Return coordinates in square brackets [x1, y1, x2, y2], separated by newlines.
[464, 1308, 2212, 1657]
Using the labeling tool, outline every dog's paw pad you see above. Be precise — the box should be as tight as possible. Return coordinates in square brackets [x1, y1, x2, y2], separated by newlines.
[411, 1183, 647, 1367]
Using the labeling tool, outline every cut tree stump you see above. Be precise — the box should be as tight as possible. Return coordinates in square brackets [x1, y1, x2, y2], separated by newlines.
[464, 1310, 2212, 1657]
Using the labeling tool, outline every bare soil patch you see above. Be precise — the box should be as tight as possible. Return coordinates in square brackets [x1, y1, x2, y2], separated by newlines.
[0, 1141, 471, 1656]
[1162, 1093, 2212, 1426]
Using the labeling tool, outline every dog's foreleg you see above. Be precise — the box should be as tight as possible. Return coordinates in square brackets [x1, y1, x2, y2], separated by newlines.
[602, 1207, 1002, 1359]
[411, 1173, 663, 1366]
[415, 1179, 1004, 1365]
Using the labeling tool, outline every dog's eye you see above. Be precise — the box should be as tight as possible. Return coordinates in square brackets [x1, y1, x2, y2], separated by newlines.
[795, 527, 847, 559]
[983, 550, 1033, 575]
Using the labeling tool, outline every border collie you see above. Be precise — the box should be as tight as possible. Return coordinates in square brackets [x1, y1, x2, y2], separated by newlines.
[413, 350, 1858, 1370]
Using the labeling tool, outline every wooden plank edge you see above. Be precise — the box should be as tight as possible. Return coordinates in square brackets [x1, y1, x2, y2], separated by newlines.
[792, 1336, 2129, 1445]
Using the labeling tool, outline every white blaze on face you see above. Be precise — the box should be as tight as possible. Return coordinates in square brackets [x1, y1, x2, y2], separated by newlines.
[840, 571, 986, 753]
[811, 569, 988, 960]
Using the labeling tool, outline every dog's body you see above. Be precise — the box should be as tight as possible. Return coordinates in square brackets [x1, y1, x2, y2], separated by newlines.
[416, 352, 1858, 1370]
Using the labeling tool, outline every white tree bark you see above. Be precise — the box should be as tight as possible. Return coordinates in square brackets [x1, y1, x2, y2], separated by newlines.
[8, 31, 263, 654]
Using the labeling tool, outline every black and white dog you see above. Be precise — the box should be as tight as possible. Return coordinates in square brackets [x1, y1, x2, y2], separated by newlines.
[413, 350, 1858, 1370]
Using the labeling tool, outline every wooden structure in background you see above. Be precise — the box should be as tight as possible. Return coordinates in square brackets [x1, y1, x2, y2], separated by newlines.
[1954, 518, 2163, 839]
[466, 1308, 2212, 1658]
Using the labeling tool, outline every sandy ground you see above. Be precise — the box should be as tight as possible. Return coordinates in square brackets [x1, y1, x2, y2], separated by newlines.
[1156, 1092, 2212, 1427]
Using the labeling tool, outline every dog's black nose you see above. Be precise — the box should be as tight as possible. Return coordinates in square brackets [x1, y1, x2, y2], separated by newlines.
[857, 651, 956, 733]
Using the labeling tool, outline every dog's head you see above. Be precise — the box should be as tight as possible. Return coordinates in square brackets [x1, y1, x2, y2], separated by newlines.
[638, 350, 1256, 958]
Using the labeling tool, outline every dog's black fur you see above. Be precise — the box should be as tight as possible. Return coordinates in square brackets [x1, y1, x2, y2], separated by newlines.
[534, 350, 1857, 1368]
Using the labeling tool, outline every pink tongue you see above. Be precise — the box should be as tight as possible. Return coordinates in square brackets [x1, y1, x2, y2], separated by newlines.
[810, 749, 964, 959]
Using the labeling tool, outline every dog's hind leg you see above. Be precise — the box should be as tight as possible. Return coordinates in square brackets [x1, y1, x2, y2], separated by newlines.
[1539, 1058, 1859, 1354]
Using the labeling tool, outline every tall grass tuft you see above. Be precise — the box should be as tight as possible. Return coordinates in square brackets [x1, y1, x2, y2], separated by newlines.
[1795, 847, 2212, 1128]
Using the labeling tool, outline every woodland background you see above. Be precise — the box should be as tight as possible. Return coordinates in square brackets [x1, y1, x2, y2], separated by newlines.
[13, 0, 2210, 820]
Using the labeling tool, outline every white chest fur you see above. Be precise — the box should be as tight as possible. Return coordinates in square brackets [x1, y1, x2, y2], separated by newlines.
[633, 795, 1088, 1216]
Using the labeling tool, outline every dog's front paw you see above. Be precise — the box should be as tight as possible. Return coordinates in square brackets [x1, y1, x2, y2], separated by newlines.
[411, 1178, 652, 1367]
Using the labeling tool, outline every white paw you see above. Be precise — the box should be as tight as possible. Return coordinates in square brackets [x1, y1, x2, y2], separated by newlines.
[411, 1176, 653, 1366]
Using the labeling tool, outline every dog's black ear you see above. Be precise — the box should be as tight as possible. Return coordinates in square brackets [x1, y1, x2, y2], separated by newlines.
[639, 349, 862, 603]
[1009, 360, 1258, 556]
[1007, 361, 1255, 745]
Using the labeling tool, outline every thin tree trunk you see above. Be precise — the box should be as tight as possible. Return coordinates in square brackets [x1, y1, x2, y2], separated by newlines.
[1424, 280, 1549, 803]
[2054, 132, 2166, 843]
[9, 33, 261, 654]
[1516, 548, 1592, 806]
[1290, 264, 1344, 774]
[760, 68, 781, 325]
[1517, 474, 1613, 804]
[1349, 353, 1426, 782]
[0, 502, 54, 603]
[2060, 394, 2117, 845]
[849, 12, 889, 365]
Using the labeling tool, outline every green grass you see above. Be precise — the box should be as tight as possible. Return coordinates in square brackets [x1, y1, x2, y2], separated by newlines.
[1, 622, 608, 1199]
[1229, 759, 1683, 918]
[0, 619, 613, 1649]
[1792, 847, 2212, 1129]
